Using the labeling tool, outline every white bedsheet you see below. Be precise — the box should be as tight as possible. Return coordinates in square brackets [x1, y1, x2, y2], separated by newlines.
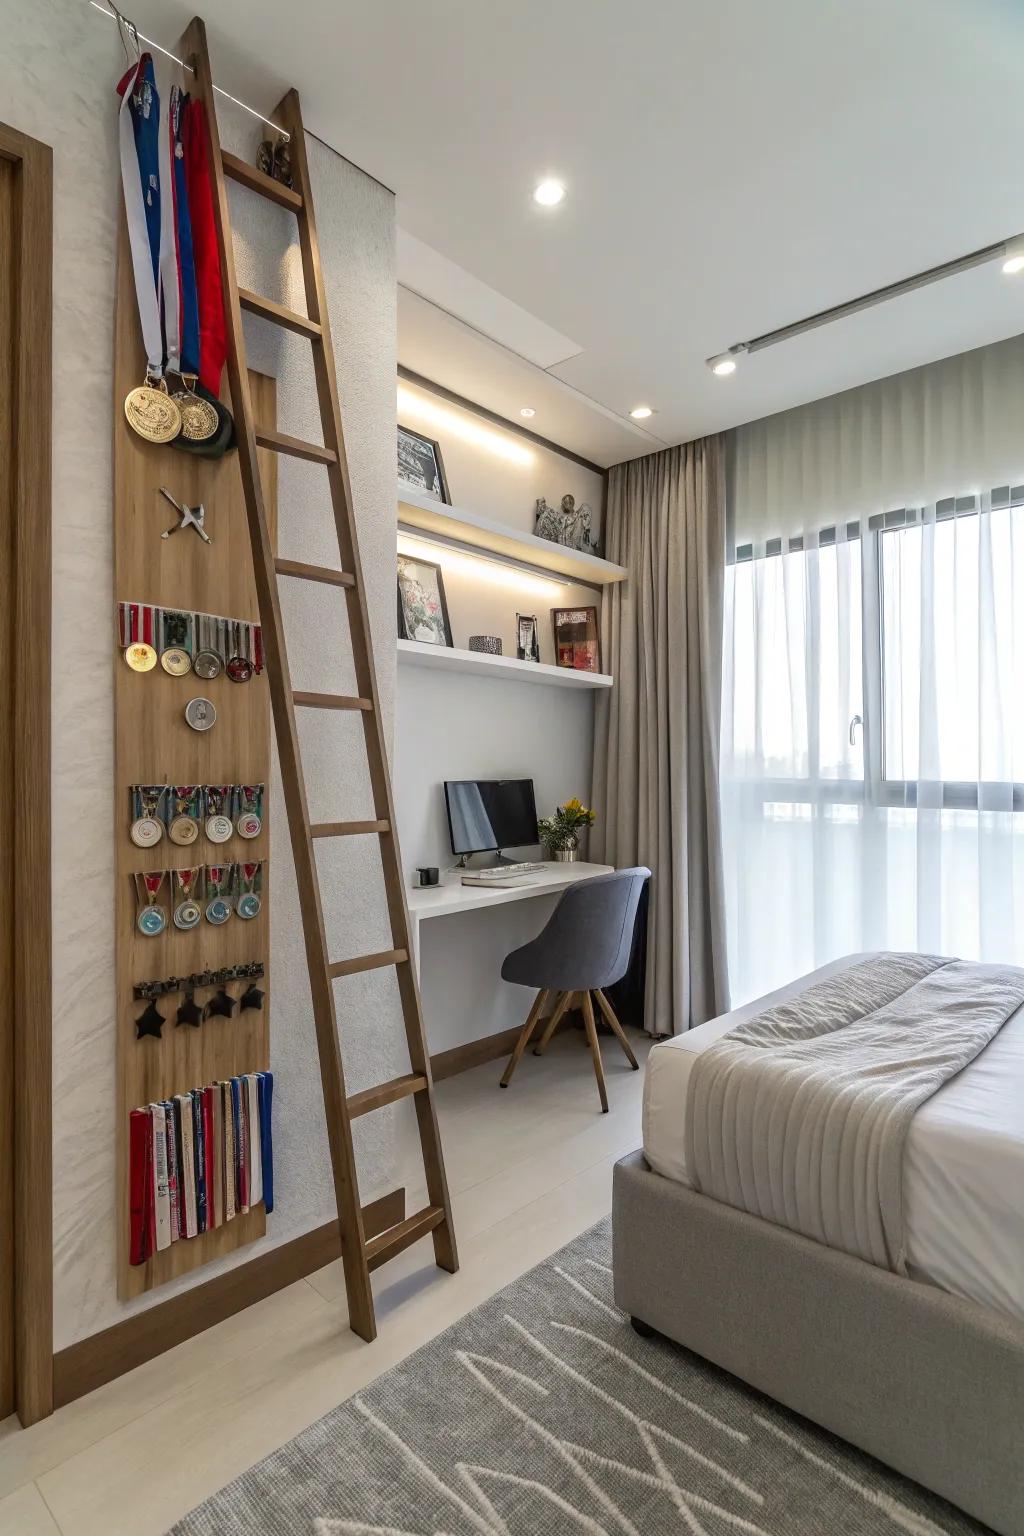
[643, 954, 1024, 1321]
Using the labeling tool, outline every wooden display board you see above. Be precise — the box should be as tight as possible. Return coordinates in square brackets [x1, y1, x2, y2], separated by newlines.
[113, 218, 276, 1299]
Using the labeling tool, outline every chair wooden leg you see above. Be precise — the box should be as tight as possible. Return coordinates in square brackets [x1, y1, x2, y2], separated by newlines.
[500, 988, 550, 1087]
[581, 991, 609, 1113]
[595, 988, 639, 1070]
[532, 990, 575, 1056]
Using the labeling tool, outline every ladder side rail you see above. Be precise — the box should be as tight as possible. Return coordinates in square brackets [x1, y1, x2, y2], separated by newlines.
[277, 88, 457, 1275]
[183, 18, 377, 1339]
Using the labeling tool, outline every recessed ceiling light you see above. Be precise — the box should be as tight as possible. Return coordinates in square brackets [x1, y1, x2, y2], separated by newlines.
[1002, 236, 1024, 274]
[520, 406, 536, 418]
[707, 352, 737, 376]
[630, 405, 653, 419]
[533, 178, 565, 207]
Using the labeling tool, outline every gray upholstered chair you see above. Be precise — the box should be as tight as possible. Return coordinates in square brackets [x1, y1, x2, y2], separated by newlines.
[498, 867, 650, 1112]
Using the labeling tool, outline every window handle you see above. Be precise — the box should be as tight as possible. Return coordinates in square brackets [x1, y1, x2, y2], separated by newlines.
[849, 713, 863, 746]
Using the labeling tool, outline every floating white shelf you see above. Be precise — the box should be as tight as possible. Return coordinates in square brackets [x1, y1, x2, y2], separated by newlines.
[397, 483, 627, 587]
[397, 638, 613, 690]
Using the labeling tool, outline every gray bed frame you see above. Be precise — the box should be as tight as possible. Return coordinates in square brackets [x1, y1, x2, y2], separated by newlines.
[612, 1150, 1024, 1536]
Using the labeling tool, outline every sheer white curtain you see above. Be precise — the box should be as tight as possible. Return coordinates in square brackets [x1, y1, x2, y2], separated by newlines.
[722, 332, 1024, 1005]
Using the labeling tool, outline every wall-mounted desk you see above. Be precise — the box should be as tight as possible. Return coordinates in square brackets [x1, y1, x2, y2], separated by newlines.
[406, 862, 613, 977]
[408, 862, 613, 1068]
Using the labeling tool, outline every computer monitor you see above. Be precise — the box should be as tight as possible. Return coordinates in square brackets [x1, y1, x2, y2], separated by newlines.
[444, 778, 539, 858]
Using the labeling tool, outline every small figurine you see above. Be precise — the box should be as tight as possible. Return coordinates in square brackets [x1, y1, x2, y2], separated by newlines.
[534, 493, 598, 554]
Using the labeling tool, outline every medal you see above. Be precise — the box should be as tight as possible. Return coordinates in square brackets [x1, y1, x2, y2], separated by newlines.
[193, 612, 222, 679]
[236, 784, 263, 840]
[160, 647, 192, 676]
[203, 785, 234, 843]
[124, 378, 182, 443]
[204, 864, 233, 924]
[171, 378, 219, 442]
[125, 641, 157, 672]
[130, 784, 167, 848]
[134, 870, 168, 936]
[226, 620, 253, 683]
[168, 786, 200, 845]
[172, 867, 203, 930]
[184, 696, 217, 732]
[158, 608, 194, 675]
[120, 601, 158, 671]
[235, 861, 263, 920]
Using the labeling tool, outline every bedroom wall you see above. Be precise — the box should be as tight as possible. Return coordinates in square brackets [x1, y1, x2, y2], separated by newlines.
[2, 0, 407, 1350]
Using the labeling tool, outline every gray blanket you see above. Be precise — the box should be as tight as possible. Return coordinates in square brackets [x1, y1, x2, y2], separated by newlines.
[684, 952, 1024, 1272]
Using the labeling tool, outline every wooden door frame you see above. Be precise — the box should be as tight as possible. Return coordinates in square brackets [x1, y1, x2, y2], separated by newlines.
[0, 120, 53, 1426]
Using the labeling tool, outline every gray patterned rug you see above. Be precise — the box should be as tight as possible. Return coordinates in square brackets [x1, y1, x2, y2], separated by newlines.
[169, 1217, 989, 1535]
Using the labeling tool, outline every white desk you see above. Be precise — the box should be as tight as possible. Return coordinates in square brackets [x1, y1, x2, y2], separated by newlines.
[406, 862, 613, 977]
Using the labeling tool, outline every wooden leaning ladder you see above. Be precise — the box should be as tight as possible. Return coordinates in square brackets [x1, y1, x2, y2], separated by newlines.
[182, 17, 457, 1341]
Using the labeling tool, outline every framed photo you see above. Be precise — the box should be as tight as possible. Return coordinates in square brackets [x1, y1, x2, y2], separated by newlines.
[516, 612, 540, 663]
[397, 555, 453, 647]
[552, 606, 601, 673]
[397, 424, 450, 504]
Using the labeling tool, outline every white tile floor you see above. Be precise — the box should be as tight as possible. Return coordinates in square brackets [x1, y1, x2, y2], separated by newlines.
[0, 1028, 651, 1536]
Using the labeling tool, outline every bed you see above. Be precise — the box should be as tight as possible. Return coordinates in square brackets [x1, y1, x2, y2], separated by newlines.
[612, 954, 1024, 1536]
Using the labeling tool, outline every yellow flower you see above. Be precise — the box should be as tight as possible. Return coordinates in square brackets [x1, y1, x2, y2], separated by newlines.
[564, 797, 583, 812]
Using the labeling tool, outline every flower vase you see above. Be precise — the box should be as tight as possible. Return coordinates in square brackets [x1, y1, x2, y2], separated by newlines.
[554, 838, 579, 863]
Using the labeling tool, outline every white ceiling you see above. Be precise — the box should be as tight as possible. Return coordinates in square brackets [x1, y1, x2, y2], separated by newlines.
[128, 0, 1024, 466]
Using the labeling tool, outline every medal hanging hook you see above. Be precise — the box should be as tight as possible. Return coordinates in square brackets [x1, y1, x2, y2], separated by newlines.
[107, 1, 140, 68]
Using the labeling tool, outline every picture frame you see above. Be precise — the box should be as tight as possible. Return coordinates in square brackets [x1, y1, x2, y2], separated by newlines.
[397, 554, 453, 647]
[516, 612, 540, 663]
[397, 424, 450, 504]
[552, 605, 601, 673]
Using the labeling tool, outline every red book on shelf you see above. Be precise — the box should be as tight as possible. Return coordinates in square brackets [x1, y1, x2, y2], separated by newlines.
[128, 1107, 153, 1266]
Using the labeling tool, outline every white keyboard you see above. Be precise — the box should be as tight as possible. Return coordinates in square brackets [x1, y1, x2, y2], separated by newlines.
[468, 861, 545, 880]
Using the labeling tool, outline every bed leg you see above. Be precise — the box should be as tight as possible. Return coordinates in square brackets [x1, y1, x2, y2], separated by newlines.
[631, 1316, 658, 1339]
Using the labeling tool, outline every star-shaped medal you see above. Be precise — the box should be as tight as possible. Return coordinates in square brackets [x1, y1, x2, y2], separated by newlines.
[176, 991, 203, 1028]
[135, 999, 165, 1040]
[205, 987, 237, 1020]
[240, 983, 265, 1012]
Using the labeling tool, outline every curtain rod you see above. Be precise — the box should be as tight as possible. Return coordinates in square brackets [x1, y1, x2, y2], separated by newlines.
[88, 1, 291, 139]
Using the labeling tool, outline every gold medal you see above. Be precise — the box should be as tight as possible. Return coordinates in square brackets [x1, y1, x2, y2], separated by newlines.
[168, 816, 200, 846]
[175, 390, 219, 442]
[124, 378, 182, 444]
[124, 642, 157, 673]
[160, 646, 192, 676]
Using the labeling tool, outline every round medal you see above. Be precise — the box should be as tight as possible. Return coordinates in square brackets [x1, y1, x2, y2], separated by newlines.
[193, 649, 222, 680]
[184, 697, 217, 732]
[174, 390, 219, 442]
[173, 899, 202, 931]
[236, 892, 261, 920]
[168, 815, 199, 846]
[160, 646, 193, 676]
[124, 642, 158, 673]
[130, 815, 164, 849]
[205, 896, 232, 925]
[226, 655, 253, 683]
[205, 814, 233, 844]
[137, 905, 167, 937]
[237, 812, 262, 839]
[124, 381, 182, 444]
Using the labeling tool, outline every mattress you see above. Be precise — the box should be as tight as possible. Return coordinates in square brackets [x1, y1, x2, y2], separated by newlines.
[643, 953, 1024, 1321]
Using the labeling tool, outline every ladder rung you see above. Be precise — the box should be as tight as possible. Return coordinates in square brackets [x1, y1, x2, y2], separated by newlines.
[311, 819, 390, 838]
[365, 1206, 445, 1272]
[293, 690, 373, 712]
[240, 287, 322, 340]
[348, 1073, 428, 1120]
[222, 150, 304, 211]
[275, 558, 355, 588]
[255, 426, 337, 465]
[329, 948, 408, 979]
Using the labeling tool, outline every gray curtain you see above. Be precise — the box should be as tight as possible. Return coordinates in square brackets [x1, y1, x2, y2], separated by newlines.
[591, 436, 730, 1036]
